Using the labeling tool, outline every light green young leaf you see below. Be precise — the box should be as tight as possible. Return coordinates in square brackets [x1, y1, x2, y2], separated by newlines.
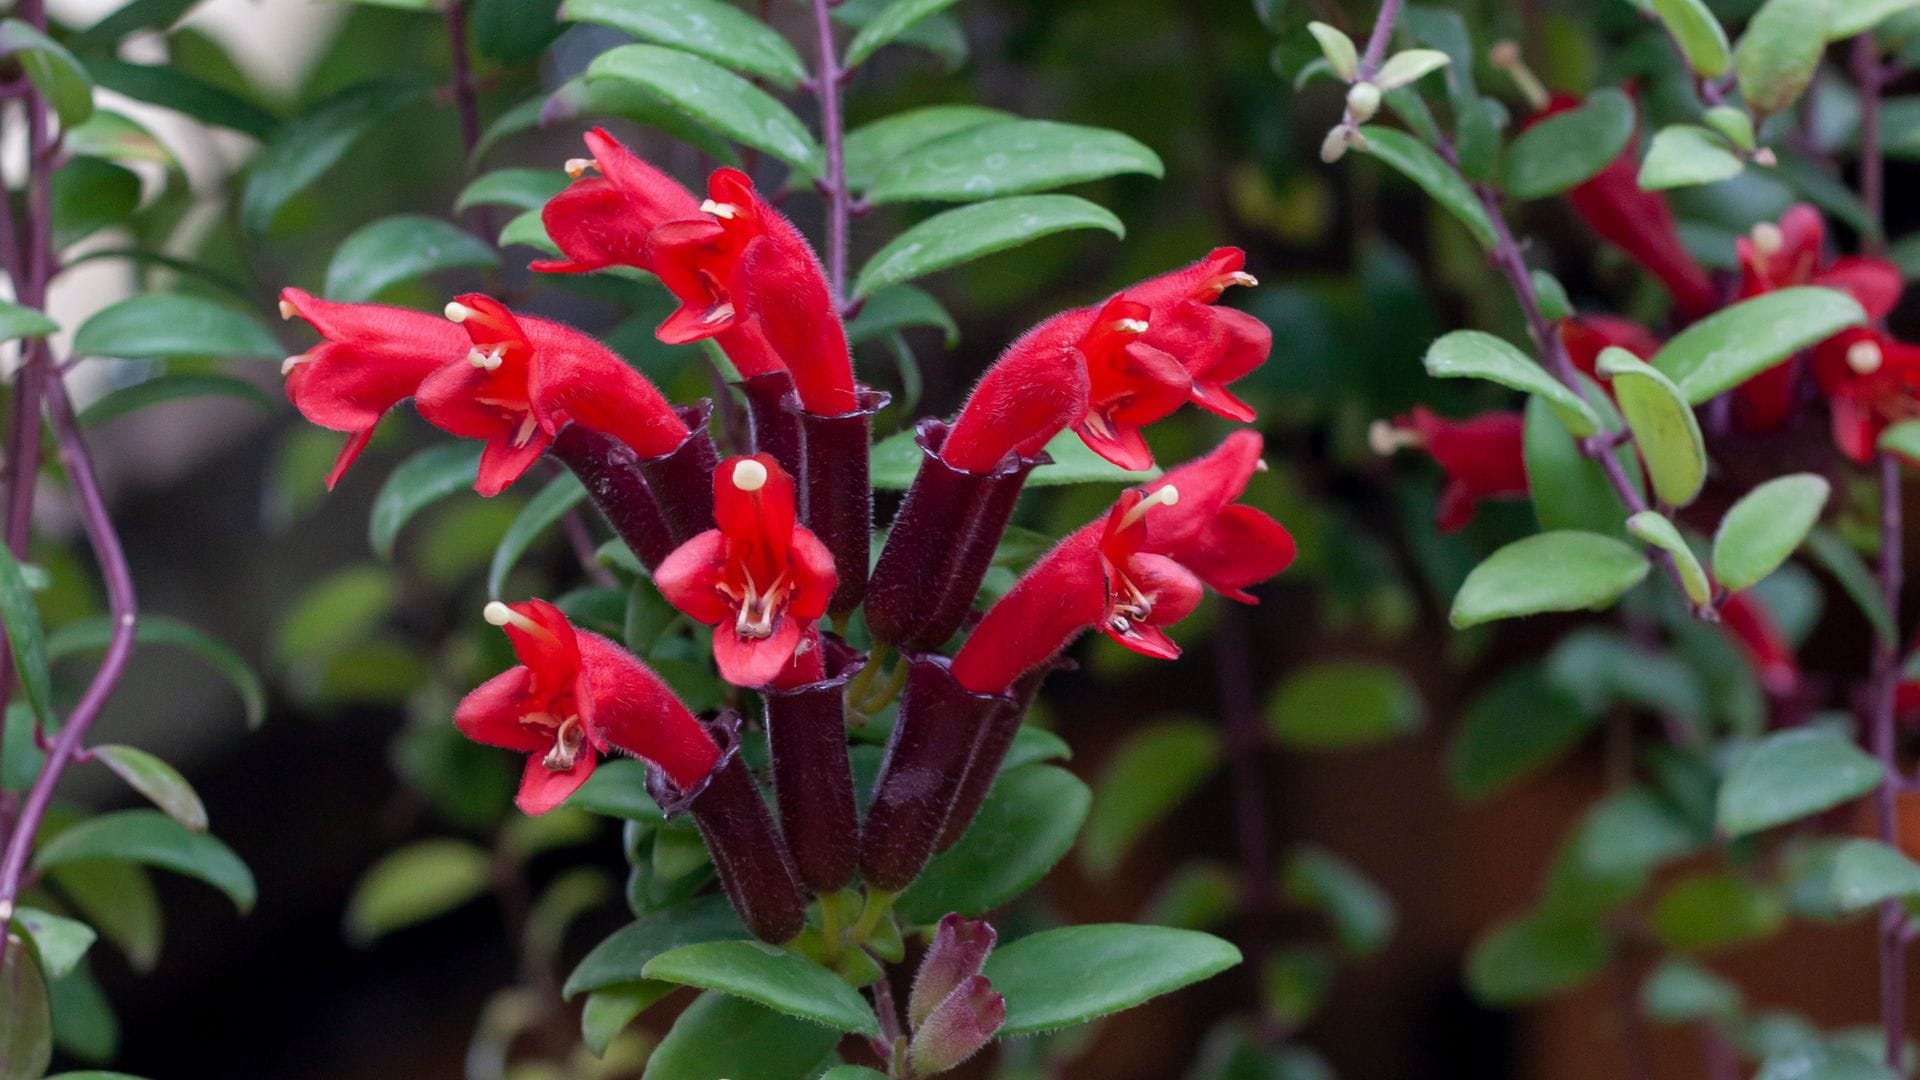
[1735, 0, 1831, 117]
[94, 745, 208, 832]
[1450, 531, 1650, 628]
[1884, 419, 1920, 460]
[1653, 287, 1867, 403]
[1831, 0, 1920, 37]
[1306, 22, 1358, 81]
[1374, 48, 1450, 91]
[1596, 347, 1707, 507]
[345, 839, 492, 946]
[1424, 330, 1600, 435]
[1712, 473, 1830, 592]
[561, 0, 809, 88]
[852, 195, 1123, 299]
[581, 981, 671, 1055]
[1649, 0, 1733, 77]
[1717, 726, 1883, 838]
[1651, 872, 1785, 951]
[586, 45, 821, 169]
[1829, 838, 1920, 912]
[643, 940, 882, 1036]
[12, 909, 94, 981]
[1626, 512, 1712, 606]
[1638, 125, 1746, 190]
[1354, 125, 1496, 249]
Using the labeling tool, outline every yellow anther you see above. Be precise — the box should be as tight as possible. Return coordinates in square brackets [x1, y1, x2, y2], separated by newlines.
[731, 458, 769, 492]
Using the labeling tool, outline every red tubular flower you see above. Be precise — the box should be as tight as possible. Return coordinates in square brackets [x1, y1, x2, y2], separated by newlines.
[1138, 431, 1298, 602]
[655, 455, 837, 687]
[1812, 329, 1920, 463]
[648, 168, 857, 416]
[1072, 297, 1193, 470]
[414, 295, 689, 496]
[941, 310, 1095, 474]
[534, 127, 703, 276]
[277, 288, 466, 489]
[455, 599, 720, 813]
[1122, 247, 1267, 421]
[1718, 591, 1800, 698]
[1559, 314, 1660, 381]
[1373, 406, 1528, 533]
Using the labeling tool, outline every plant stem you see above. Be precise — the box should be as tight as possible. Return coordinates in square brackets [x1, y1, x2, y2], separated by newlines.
[1357, 0, 1403, 77]
[1855, 33, 1887, 257]
[1873, 450, 1908, 1067]
[808, 0, 851, 307]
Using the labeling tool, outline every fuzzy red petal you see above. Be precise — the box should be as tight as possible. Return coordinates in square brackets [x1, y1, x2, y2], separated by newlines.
[515, 751, 597, 815]
[454, 667, 546, 752]
[654, 530, 735, 626]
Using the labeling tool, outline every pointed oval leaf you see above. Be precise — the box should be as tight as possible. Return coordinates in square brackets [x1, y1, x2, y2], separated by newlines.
[1283, 846, 1396, 956]
[33, 810, 255, 912]
[1597, 348, 1707, 506]
[324, 214, 499, 304]
[1306, 22, 1359, 80]
[488, 472, 588, 597]
[865, 119, 1162, 205]
[984, 925, 1242, 1037]
[73, 293, 281, 361]
[1638, 125, 1745, 191]
[834, 105, 1012, 191]
[565, 895, 746, 998]
[642, 940, 881, 1036]
[1829, 838, 1920, 913]
[1265, 662, 1424, 749]
[641, 991, 842, 1080]
[48, 614, 266, 730]
[1735, 0, 1830, 117]
[454, 168, 569, 215]
[1711, 473, 1829, 592]
[93, 745, 208, 833]
[241, 76, 434, 233]
[0, 301, 57, 344]
[0, 934, 52, 1080]
[1450, 531, 1650, 628]
[847, 284, 960, 347]
[12, 909, 95, 981]
[1717, 727, 1883, 838]
[1523, 392, 1637, 539]
[78, 374, 273, 428]
[852, 194, 1122, 299]
[0, 20, 93, 127]
[845, 0, 964, 68]
[1448, 665, 1597, 800]
[1079, 723, 1220, 879]
[0, 546, 51, 728]
[344, 839, 493, 945]
[1424, 330, 1600, 436]
[45, 861, 161, 973]
[581, 981, 671, 1055]
[1654, 287, 1867, 403]
[1832, 0, 1920, 37]
[1374, 48, 1450, 91]
[1354, 125, 1496, 249]
[586, 45, 821, 169]
[562, 0, 808, 87]
[1625, 512, 1712, 605]
[369, 443, 483, 559]
[85, 57, 278, 138]
[1649, 0, 1733, 77]
[1465, 911, 1609, 1005]
[899, 764, 1090, 921]
[1500, 89, 1634, 199]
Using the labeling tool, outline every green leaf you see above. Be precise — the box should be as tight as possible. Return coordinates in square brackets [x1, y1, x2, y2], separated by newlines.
[844, 0, 963, 67]
[489, 472, 588, 597]
[78, 374, 273, 428]
[241, 76, 433, 232]
[1374, 48, 1450, 90]
[864, 119, 1162, 204]
[51, 157, 137, 249]
[344, 839, 493, 946]
[586, 45, 821, 169]
[0, 301, 58, 343]
[820, 1068, 889, 1080]
[1651, 872, 1785, 951]
[1735, 0, 1831, 117]
[73, 293, 280, 361]
[1829, 838, 1920, 912]
[1718, 727, 1883, 838]
[1465, 911, 1609, 1005]
[1423, 330, 1600, 436]
[533, 76, 741, 166]
[65, 109, 173, 167]
[496, 207, 557, 253]
[454, 168, 569, 215]
[1282, 846, 1395, 956]
[837, 105, 1012, 191]
[1080, 721, 1220, 878]
[324, 214, 499, 304]
[1264, 661, 1424, 749]
[1712, 474, 1830, 592]
[985, 924, 1242, 1037]
[847, 284, 959, 348]
[48, 614, 266, 730]
[1832, 0, 1920, 37]
[1523, 393, 1636, 539]
[93, 746, 208, 833]
[1703, 106, 1757, 151]
[1500, 89, 1635, 199]
[68, 0, 202, 51]
[369, 443, 483, 559]
[1806, 527, 1898, 645]
[1450, 531, 1650, 628]
[1626, 512, 1712, 606]
[0, 21, 94, 127]
[852, 195, 1122, 299]
[1642, 958, 1743, 1024]
[581, 981, 671, 1055]
[1756, 1046, 1900, 1080]
[1883, 419, 1920, 460]
[1656, 289, 1867, 403]
[1638, 125, 1746, 191]
[1354, 125, 1496, 249]
[1448, 665, 1597, 799]
[13, 909, 94, 981]
[643, 940, 881, 1036]
[561, 0, 808, 88]
[871, 426, 1155, 489]
[85, 58, 277, 138]
[898, 764, 1090, 922]
[0, 934, 52, 1080]
[33, 810, 254, 913]
[641, 992, 842, 1080]
[1649, 0, 1733, 77]
[0, 546, 51, 729]
[565, 895, 746, 998]
[44, 862, 160, 973]
[1306, 21, 1359, 80]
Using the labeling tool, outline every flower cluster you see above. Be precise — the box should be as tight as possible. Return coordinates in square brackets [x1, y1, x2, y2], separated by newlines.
[280, 128, 1296, 946]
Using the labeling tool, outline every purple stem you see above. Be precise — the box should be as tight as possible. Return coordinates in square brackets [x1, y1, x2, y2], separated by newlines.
[445, 1, 482, 155]
[808, 0, 851, 307]
[1873, 451, 1907, 1067]
[1855, 34, 1887, 257]
[1357, 0, 1403, 78]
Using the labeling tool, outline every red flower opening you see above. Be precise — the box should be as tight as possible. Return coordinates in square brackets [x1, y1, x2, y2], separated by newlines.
[1812, 328, 1920, 463]
[1124, 247, 1268, 422]
[1139, 431, 1298, 602]
[1374, 406, 1528, 533]
[1072, 298, 1193, 472]
[534, 127, 704, 276]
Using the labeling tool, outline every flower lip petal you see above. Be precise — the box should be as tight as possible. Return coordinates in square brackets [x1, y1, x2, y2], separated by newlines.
[515, 750, 597, 815]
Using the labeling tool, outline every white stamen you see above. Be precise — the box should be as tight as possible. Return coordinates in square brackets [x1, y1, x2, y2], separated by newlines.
[731, 458, 769, 492]
[700, 199, 739, 219]
[1368, 419, 1421, 456]
[445, 301, 474, 323]
[278, 299, 299, 320]
[543, 716, 587, 771]
[1113, 318, 1150, 334]
[484, 601, 544, 635]
[1750, 222, 1784, 258]
[1752, 147, 1777, 167]
[1119, 484, 1180, 532]
[701, 302, 737, 326]
[1255, 457, 1270, 472]
[512, 412, 540, 448]
[564, 157, 597, 179]
[281, 354, 310, 376]
[1227, 271, 1258, 289]
[467, 346, 504, 371]
[1849, 339, 1885, 375]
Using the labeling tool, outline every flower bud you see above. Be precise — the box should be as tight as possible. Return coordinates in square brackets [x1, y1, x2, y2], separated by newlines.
[1320, 126, 1352, 164]
[907, 975, 1005, 1075]
[1345, 82, 1381, 124]
[910, 915, 998, 1029]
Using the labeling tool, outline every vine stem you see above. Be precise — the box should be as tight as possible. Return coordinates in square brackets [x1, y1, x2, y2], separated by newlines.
[1357, 0, 1402, 77]
[1855, 33, 1887, 258]
[808, 0, 851, 308]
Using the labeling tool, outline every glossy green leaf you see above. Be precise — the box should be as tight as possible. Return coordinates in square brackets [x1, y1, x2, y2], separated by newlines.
[454, 168, 568, 215]
[73, 294, 280, 361]
[68, 0, 203, 50]
[1638, 125, 1745, 191]
[488, 472, 587, 597]
[1651, 872, 1785, 951]
[85, 58, 277, 138]
[1832, 0, 1920, 37]
[643, 940, 881, 1036]
[46, 861, 160, 973]
[1712, 473, 1830, 592]
[1626, 512, 1712, 605]
[78, 374, 273, 428]
[834, 105, 1011, 191]
[864, 119, 1162, 205]
[1806, 527, 1898, 645]
[1735, 0, 1831, 117]
[0, 301, 57, 344]
[985, 924, 1242, 1037]
[870, 425, 1151, 489]
[844, 0, 963, 67]
[1423, 330, 1600, 436]
[1649, 0, 1733, 76]
[1523, 393, 1636, 539]
[1354, 125, 1496, 249]
[641, 991, 841, 1080]
[852, 194, 1122, 299]
[562, 0, 808, 88]
[1080, 721, 1220, 878]
[1655, 288, 1867, 403]
[241, 76, 433, 232]
[1501, 89, 1634, 199]
[1829, 838, 1920, 912]
[565, 895, 746, 998]
[33, 810, 254, 913]
[586, 45, 820, 169]
[496, 207, 556, 253]
[324, 214, 498, 304]
[471, 0, 564, 63]
[533, 75, 740, 166]
[93, 745, 208, 833]
[1718, 727, 1883, 838]
[847, 284, 960, 348]
[344, 839, 493, 945]
[369, 443, 482, 559]
[581, 981, 670, 1055]
[0, 21, 93, 127]
[1703, 106, 1757, 151]
[12, 909, 94, 982]
[1450, 531, 1650, 628]
[0, 934, 52, 1080]
[0, 546, 50, 729]
[1264, 661, 1424, 749]
[49, 614, 266, 729]
[1465, 911, 1609, 1004]
[1282, 846, 1395, 956]
[899, 764, 1090, 922]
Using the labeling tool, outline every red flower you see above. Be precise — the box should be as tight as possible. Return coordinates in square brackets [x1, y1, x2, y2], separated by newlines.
[415, 294, 689, 496]
[1812, 329, 1920, 463]
[1121, 247, 1267, 421]
[277, 288, 466, 489]
[655, 455, 838, 687]
[1718, 591, 1799, 698]
[1137, 431, 1297, 602]
[534, 127, 703, 277]
[1559, 314, 1660, 382]
[1373, 406, 1528, 533]
[456, 599, 721, 813]
[941, 309, 1095, 474]
[647, 168, 857, 415]
[1072, 297, 1193, 471]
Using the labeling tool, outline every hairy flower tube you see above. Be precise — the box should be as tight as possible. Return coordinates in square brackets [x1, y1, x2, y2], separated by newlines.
[1719, 591, 1800, 699]
[939, 311, 1095, 475]
[277, 288, 467, 489]
[1371, 406, 1527, 533]
[534, 126, 703, 277]
[1812, 329, 1920, 463]
[655, 455, 837, 687]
